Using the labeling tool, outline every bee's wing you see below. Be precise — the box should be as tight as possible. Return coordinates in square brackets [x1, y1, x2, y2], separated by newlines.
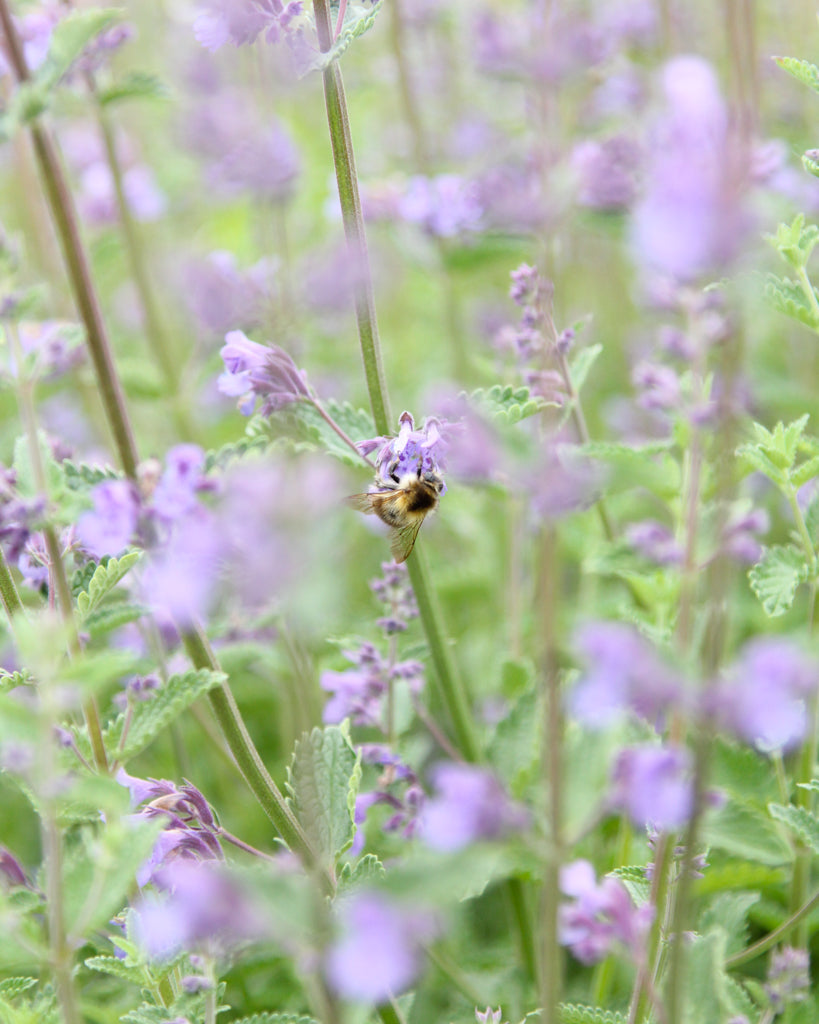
[345, 493, 379, 514]
[390, 517, 424, 563]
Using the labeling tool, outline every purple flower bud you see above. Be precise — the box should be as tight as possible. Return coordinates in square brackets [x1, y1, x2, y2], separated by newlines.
[218, 330, 310, 416]
[632, 361, 681, 412]
[475, 1009, 504, 1024]
[0, 846, 28, 888]
[765, 947, 810, 1011]
[420, 762, 528, 851]
[610, 745, 694, 830]
[625, 519, 683, 565]
[152, 445, 210, 523]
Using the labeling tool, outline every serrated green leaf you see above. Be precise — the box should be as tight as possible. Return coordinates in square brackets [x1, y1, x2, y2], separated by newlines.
[265, 399, 374, 466]
[768, 802, 819, 854]
[736, 441, 787, 483]
[610, 865, 650, 906]
[487, 688, 541, 798]
[580, 440, 680, 499]
[468, 384, 549, 423]
[775, 55, 819, 94]
[764, 273, 819, 331]
[558, 1005, 626, 1024]
[698, 891, 760, 956]
[748, 545, 808, 616]
[62, 460, 120, 490]
[0, 977, 37, 997]
[84, 601, 147, 638]
[97, 70, 168, 106]
[792, 453, 819, 487]
[766, 214, 819, 269]
[84, 955, 147, 984]
[105, 669, 226, 761]
[803, 150, 819, 179]
[286, 724, 360, 863]
[702, 798, 793, 866]
[204, 432, 273, 471]
[37, 8, 123, 91]
[338, 853, 386, 893]
[302, 0, 384, 73]
[76, 551, 141, 619]
[569, 343, 602, 396]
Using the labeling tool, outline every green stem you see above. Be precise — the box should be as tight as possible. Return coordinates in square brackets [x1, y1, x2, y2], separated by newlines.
[628, 834, 672, 1024]
[181, 626, 334, 895]
[797, 265, 819, 328]
[725, 889, 819, 968]
[0, 545, 24, 619]
[313, 0, 391, 435]
[0, 0, 139, 479]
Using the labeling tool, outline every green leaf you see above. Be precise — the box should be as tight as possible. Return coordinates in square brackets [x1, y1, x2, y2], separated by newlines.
[580, 440, 680, 499]
[792, 452, 819, 487]
[486, 688, 541, 798]
[698, 891, 760, 956]
[0, 977, 37, 997]
[558, 1006, 626, 1024]
[302, 0, 384, 73]
[748, 544, 808, 616]
[265, 399, 374, 465]
[84, 955, 148, 984]
[766, 214, 819, 269]
[468, 383, 549, 424]
[84, 601, 147, 638]
[764, 273, 819, 331]
[568, 343, 602, 395]
[12, 431, 64, 502]
[768, 802, 819, 854]
[286, 724, 360, 863]
[803, 150, 819, 179]
[775, 56, 819, 95]
[62, 460, 120, 490]
[76, 551, 141, 619]
[105, 668, 225, 762]
[97, 70, 168, 106]
[611, 865, 650, 906]
[682, 930, 730, 1024]
[38, 8, 123, 89]
[204, 431, 273, 471]
[337, 853, 386, 893]
[701, 798, 793, 866]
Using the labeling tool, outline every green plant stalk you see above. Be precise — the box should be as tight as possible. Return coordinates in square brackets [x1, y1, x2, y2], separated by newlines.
[313, 0, 390, 435]
[0, 545, 24, 619]
[797, 264, 819, 327]
[0, 0, 139, 479]
[627, 832, 673, 1024]
[181, 626, 334, 895]
[726, 888, 819, 968]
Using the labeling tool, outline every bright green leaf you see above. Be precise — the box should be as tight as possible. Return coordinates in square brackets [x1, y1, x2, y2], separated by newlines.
[748, 545, 808, 617]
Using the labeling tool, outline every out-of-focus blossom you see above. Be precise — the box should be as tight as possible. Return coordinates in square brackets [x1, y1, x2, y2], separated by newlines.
[764, 947, 810, 1012]
[429, 392, 504, 484]
[185, 251, 276, 336]
[559, 859, 653, 965]
[571, 135, 642, 211]
[475, 1009, 506, 1024]
[632, 361, 682, 412]
[610, 745, 694, 829]
[218, 331, 310, 416]
[570, 621, 684, 730]
[151, 445, 213, 523]
[476, 161, 551, 234]
[352, 746, 424, 855]
[706, 639, 819, 752]
[76, 161, 166, 227]
[325, 891, 437, 1001]
[321, 642, 423, 729]
[140, 509, 221, 627]
[370, 560, 418, 634]
[0, 4, 61, 76]
[0, 846, 28, 888]
[76, 480, 139, 558]
[4, 321, 85, 381]
[420, 762, 528, 851]
[721, 507, 769, 564]
[132, 859, 266, 960]
[193, 0, 303, 51]
[527, 441, 604, 522]
[752, 138, 819, 214]
[630, 56, 751, 282]
[625, 519, 683, 565]
[397, 175, 483, 238]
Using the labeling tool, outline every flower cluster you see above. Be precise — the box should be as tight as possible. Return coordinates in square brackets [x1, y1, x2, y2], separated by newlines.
[358, 410, 447, 490]
[193, 0, 304, 52]
[218, 331, 311, 416]
[321, 641, 424, 729]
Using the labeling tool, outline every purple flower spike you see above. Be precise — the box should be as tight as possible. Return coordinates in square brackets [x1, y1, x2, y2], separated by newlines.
[76, 480, 139, 558]
[219, 330, 310, 416]
[420, 762, 528, 851]
[765, 947, 810, 1012]
[360, 411, 448, 492]
[610, 745, 694, 830]
[559, 859, 653, 965]
[325, 891, 436, 1002]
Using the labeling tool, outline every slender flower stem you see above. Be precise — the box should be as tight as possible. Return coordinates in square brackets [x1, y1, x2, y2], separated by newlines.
[0, 545, 24, 619]
[725, 889, 819, 968]
[182, 626, 334, 895]
[0, 0, 139, 479]
[313, 0, 391, 435]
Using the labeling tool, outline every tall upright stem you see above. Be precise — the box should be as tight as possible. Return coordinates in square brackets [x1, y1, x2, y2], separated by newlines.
[0, 0, 139, 479]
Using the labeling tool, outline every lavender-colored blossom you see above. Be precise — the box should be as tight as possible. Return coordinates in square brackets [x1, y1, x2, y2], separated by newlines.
[528, 442, 604, 522]
[212, 119, 301, 202]
[764, 947, 810, 1012]
[133, 860, 266, 959]
[625, 519, 683, 565]
[151, 445, 212, 523]
[571, 135, 642, 211]
[218, 330, 310, 416]
[325, 892, 436, 1001]
[370, 560, 418, 634]
[630, 56, 750, 282]
[632, 361, 682, 412]
[571, 621, 684, 730]
[193, 0, 303, 51]
[428, 392, 504, 484]
[321, 642, 423, 729]
[185, 251, 275, 335]
[0, 4, 60, 77]
[0, 846, 28, 888]
[141, 508, 222, 627]
[610, 745, 694, 830]
[8, 321, 85, 380]
[360, 411, 448, 491]
[559, 859, 653, 965]
[707, 639, 819, 752]
[476, 161, 551, 234]
[77, 160, 166, 228]
[721, 507, 769, 564]
[420, 762, 528, 851]
[397, 174, 483, 238]
[352, 747, 424, 853]
[76, 480, 139, 558]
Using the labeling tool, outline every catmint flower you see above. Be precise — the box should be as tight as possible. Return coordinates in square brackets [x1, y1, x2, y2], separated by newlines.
[77, 162, 166, 227]
[764, 947, 810, 1012]
[571, 622, 684, 730]
[571, 135, 642, 211]
[185, 251, 275, 335]
[721, 507, 769, 564]
[630, 56, 750, 282]
[559, 859, 653, 965]
[140, 508, 221, 627]
[706, 639, 818, 752]
[625, 519, 683, 565]
[132, 860, 266, 960]
[397, 174, 483, 238]
[4, 321, 85, 381]
[475, 1009, 505, 1024]
[321, 643, 423, 729]
[193, 0, 304, 52]
[218, 330, 310, 416]
[352, 747, 424, 854]
[610, 745, 694, 830]
[0, 846, 28, 888]
[645, 829, 707, 881]
[527, 441, 604, 522]
[325, 891, 437, 1001]
[212, 119, 301, 202]
[151, 445, 213, 523]
[359, 411, 448, 490]
[76, 480, 139, 558]
[370, 561, 418, 634]
[632, 361, 682, 412]
[0, 4, 60, 77]
[420, 763, 528, 851]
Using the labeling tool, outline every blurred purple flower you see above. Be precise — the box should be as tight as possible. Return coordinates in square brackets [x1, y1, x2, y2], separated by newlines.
[765, 947, 810, 1012]
[630, 56, 751, 282]
[325, 892, 436, 1001]
[610, 745, 694, 830]
[76, 480, 139, 558]
[7, 321, 85, 380]
[193, 0, 303, 51]
[370, 560, 418, 634]
[527, 442, 604, 522]
[625, 519, 683, 565]
[77, 161, 166, 228]
[397, 175, 483, 238]
[151, 445, 212, 523]
[185, 251, 275, 335]
[141, 508, 221, 627]
[211, 119, 301, 201]
[721, 507, 769, 564]
[570, 621, 684, 730]
[632, 361, 682, 411]
[707, 639, 819, 752]
[218, 330, 310, 416]
[0, 846, 28, 888]
[559, 859, 653, 965]
[571, 135, 642, 211]
[420, 763, 528, 851]
[321, 642, 423, 729]
[133, 860, 266, 959]
[0, 4, 60, 76]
